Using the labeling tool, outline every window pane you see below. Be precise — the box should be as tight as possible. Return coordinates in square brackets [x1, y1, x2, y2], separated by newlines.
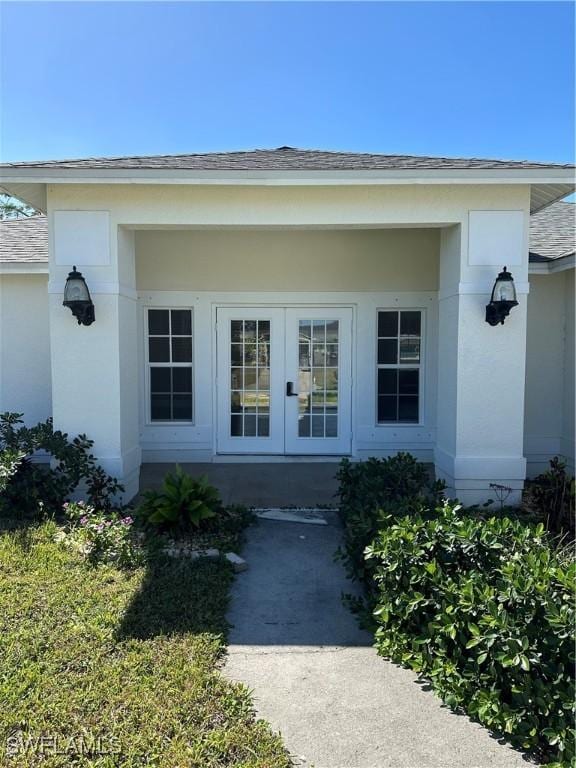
[244, 344, 257, 365]
[231, 321, 243, 342]
[378, 368, 398, 396]
[148, 309, 169, 335]
[399, 337, 421, 364]
[378, 339, 397, 365]
[257, 320, 270, 343]
[325, 415, 338, 437]
[243, 321, 257, 343]
[378, 311, 398, 337]
[400, 311, 421, 336]
[299, 414, 311, 437]
[151, 393, 171, 420]
[231, 344, 242, 366]
[172, 394, 192, 421]
[312, 320, 325, 342]
[172, 337, 192, 363]
[230, 414, 243, 436]
[324, 368, 338, 390]
[399, 369, 419, 396]
[257, 415, 270, 437]
[231, 368, 243, 389]
[399, 396, 419, 422]
[149, 337, 170, 363]
[171, 310, 192, 336]
[172, 367, 192, 393]
[378, 396, 397, 422]
[326, 321, 339, 343]
[150, 367, 171, 393]
[244, 415, 257, 437]
[312, 415, 325, 437]
[243, 368, 257, 390]
[231, 392, 242, 414]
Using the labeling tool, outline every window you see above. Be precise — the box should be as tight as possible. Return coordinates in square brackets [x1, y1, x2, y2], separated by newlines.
[147, 309, 193, 422]
[377, 310, 422, 423]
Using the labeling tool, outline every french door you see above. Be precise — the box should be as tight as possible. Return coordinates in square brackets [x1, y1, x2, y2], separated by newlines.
[216, 307, 352, 455]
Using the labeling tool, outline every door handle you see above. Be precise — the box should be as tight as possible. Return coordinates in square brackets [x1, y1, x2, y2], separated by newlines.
[286, 381, 298, 397]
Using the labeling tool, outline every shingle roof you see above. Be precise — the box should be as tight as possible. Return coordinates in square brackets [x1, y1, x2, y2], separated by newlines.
[0, 215, 48, 262]
[529, 201, 575, 262]
[1, 146, 573, 172]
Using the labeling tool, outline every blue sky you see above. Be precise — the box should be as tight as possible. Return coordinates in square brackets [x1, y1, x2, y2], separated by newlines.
[0, 1, 574, 163]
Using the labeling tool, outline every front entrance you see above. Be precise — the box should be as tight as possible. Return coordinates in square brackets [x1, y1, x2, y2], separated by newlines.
[216, 307, 352, 455]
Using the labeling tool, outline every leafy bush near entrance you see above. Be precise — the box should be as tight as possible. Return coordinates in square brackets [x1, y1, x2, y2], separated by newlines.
[365, 503, 575, 766]
[336, 453, 444, 588]
[0, 412, 123, 520]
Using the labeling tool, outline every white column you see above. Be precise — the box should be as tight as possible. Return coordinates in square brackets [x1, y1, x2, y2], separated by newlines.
[435, 210, 530, 505]
[49, 212, 141, 501]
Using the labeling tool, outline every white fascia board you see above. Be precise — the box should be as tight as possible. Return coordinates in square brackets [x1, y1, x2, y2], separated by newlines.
[0, 167, 574, 186]
[0, 262, 49, 274]
[529, 254, 575, 274]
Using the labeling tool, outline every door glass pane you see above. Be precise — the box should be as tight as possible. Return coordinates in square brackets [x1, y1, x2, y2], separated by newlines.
[229, 319, 270, 438]
[298, 319, 339, 439]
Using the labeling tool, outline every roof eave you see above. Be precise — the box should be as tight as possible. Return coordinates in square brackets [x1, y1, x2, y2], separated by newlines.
[0, 261, 49, 274]
[529, 253, 575, 274]
[0, 165, 574, 185]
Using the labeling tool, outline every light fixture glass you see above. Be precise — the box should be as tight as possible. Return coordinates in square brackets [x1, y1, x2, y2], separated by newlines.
[485, 267, 518, 326]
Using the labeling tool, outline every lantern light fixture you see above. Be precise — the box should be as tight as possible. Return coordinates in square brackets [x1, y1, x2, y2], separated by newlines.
[63, 266, 95, 326]
[485, 266, 518, 326]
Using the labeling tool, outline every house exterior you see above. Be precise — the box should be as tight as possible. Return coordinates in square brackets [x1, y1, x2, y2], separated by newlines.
[0, 147, 574, 504]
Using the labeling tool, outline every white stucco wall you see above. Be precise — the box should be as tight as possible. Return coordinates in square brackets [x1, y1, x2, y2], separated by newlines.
[0, 274, 52, 425]
[525, 269, 575, 474]
[563, 273, 575, 471]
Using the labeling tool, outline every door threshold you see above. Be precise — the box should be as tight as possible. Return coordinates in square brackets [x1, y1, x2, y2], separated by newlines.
[213, 454, 350, 463]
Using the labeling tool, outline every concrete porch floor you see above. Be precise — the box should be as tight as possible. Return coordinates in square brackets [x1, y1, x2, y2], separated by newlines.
[139, 462, 340, 507]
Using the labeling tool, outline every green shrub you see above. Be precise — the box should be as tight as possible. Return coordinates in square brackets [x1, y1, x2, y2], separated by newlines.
[366, 502, 575, 765]
[138, 465, 221, 532]
[336, 453, 443, 586]
[528, 457, 575, 538]
[0, 412, 123, 519]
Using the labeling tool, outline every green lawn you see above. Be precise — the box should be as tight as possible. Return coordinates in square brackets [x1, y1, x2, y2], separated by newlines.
[0, 522, 290, 767]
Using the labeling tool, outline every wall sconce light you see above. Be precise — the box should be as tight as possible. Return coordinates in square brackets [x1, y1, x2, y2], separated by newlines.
[63, 266, 95, 326]
[485, 267, 518, 326]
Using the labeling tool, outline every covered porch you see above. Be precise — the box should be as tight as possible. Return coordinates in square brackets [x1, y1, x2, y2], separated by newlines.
[45, 182, 533, 505]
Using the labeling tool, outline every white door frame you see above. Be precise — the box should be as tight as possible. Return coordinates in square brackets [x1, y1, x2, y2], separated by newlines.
[215, 304, 353, 456]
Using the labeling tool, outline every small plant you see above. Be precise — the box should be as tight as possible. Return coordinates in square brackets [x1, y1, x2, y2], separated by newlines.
[138, 466, 221, 532]
[63, 501, 140, 567]
[528, 457, 575, 538]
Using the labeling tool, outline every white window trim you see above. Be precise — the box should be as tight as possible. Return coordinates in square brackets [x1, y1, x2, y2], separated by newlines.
[375, 308, 426, 427]
[145, 307, 195, 426]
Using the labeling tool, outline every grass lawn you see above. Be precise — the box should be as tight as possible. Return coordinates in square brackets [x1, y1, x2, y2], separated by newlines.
[0, 521, 290, 767]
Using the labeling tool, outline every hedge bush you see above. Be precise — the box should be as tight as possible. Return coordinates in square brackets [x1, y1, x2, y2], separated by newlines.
[0, 412, 123, 519]
[336, 453, 443, 588]
[365, 502, 575, 766]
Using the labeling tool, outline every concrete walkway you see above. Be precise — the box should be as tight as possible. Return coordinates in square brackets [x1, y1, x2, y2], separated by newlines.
[225, 514, 533, 768]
